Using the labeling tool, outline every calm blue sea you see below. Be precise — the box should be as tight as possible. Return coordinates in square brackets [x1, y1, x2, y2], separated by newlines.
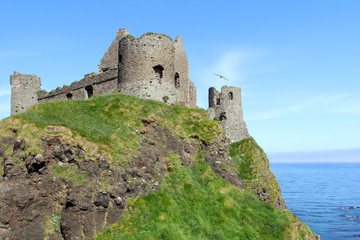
[271, 163, 360, 240]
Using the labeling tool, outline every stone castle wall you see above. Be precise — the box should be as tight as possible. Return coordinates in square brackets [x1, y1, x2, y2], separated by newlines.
[37, 68, 118, 103]
[174, 36, 191, 107]
[9, 29, 250, 145]
[12, 29, 197, 110]
[118, 33, 178, 104]
[10, 72, 41, 115]
[208, 86, 250, 143]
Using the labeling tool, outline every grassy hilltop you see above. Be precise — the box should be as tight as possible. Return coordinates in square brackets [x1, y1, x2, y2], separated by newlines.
[0, 93, 317, 239]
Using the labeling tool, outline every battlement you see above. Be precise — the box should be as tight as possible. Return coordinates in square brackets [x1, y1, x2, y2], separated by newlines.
[208, 86, 250, 143]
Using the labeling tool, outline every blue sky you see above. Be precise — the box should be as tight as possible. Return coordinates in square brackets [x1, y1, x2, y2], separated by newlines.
[0, 0, 359, 157]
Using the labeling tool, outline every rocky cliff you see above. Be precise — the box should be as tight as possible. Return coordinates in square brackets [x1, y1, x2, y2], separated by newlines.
[0, 94, 318, 239]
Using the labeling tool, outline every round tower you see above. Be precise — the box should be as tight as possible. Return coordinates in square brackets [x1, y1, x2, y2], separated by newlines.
[118, 33, 178, 104]
[10, 71, 41, 115]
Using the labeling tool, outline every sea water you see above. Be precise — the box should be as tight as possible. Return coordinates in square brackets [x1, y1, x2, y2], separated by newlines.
[271, 163, 360, 240]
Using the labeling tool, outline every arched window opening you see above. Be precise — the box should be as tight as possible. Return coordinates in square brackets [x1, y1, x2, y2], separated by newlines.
[66, 93, 73, 100]
[219, 112, 227, 121]
[85, 85, 93, 99]
[174, 72, 180, 88]
[153, 65, 164, 80]
[119, 54, 122, 63]
[229, 92, 233, 100]
[216, 98, 221, 105]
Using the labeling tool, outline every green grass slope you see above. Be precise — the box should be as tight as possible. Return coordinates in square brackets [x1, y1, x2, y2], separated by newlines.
[94, 152, 314, 240]
[5, 94, 222, 164]
[230, 138, 287, 209]
[0, 93, 317, 239]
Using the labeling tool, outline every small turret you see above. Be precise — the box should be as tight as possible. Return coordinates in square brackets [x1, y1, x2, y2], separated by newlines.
[208, 86, 250, 143]
[10, 71, 41, 115]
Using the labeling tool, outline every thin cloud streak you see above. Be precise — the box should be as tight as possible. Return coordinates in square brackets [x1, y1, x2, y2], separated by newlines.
[211, 49, 260, 84]
[195, 48, 261, 108]
[248, 92, 356, 120]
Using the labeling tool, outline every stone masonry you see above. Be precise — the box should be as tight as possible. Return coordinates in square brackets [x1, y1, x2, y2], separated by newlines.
[99, 29, 129, 73]
[117, 33, 196, 107]
[10, 29, 197, 114]
[10, 29, 249, 143]
[10, 72, 41, 115]
[207, 86, 250, 143]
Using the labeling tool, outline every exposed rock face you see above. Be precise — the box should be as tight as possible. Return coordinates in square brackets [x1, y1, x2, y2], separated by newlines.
[0, 121, 243, 240]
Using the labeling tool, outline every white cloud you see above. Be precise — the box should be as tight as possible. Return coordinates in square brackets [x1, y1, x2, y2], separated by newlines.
[195, 48, 261, 108]
[248, 92, 356, 120]
[210, 49, 260, 84]
[214, 52, 245, 82]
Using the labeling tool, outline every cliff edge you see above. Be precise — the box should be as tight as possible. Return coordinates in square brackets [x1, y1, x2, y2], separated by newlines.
[0, 94, 318, 239]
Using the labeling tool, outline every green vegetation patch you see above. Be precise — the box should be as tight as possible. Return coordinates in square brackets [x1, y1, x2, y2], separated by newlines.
[230, 137, 285, 208]
[52, 165, 85, 185]
[0, 163, 4, 177]
[15, 94, 222, 164]
[95, 152, 309, 240]
[44, 212, 61, 237]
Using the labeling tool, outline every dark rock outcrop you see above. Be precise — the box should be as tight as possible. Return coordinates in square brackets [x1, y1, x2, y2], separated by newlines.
[0, 121, 242, 239]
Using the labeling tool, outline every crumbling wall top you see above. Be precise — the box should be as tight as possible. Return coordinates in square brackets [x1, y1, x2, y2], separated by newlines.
[99, 29, 129, 73]
[208, 85, 249, 143]
[38, 68, 118, 100]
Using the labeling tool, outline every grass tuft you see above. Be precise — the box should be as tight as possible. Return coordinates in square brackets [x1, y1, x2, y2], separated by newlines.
[52, 165, 85, 185]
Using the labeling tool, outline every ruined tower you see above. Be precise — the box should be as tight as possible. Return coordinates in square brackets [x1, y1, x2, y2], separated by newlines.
[208, 86, 250, 143]
[117, 32, 196, 106]
[117, 33, 177, 104]
[10, 72, 41, 115]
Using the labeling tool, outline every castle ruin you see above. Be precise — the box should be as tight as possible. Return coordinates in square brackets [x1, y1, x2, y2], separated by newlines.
[10, 29, 250, 143]
[207, 86, 250, 143]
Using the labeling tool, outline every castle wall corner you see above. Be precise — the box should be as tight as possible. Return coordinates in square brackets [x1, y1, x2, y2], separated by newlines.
[99, 29, 129, 73]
